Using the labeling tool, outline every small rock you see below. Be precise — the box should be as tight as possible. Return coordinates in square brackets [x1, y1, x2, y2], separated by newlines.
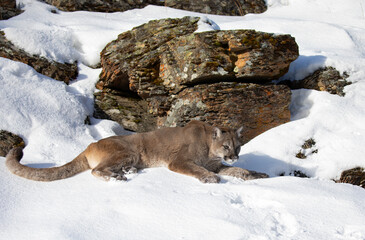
[337, 167, 365, 189]
[283, 67, 350, 96]
[0, 130, 25, 157]
[295, 138, 318, 159]
[289, 170, 309, 178]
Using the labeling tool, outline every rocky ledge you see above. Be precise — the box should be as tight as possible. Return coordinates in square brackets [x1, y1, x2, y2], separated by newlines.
[95, 17, 299, 143]
[42, 0, 266, 16]
[0, 31, 78, 84]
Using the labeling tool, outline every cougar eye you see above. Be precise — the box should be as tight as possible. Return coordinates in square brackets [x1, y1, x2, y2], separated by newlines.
[224, 145, 230, 150]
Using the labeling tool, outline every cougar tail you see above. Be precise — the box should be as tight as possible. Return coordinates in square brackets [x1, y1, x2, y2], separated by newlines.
[5, 147, 90, 181]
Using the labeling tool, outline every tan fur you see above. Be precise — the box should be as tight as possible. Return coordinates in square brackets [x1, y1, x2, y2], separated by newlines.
[5, 120, 268, 183]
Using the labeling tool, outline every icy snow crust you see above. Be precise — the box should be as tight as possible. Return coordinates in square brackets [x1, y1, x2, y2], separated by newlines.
[1, 0, 365, 239]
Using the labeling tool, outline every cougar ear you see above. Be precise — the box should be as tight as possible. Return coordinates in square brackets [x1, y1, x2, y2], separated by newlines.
[236, 126, 244, 138]
[213, 127, 222, 140]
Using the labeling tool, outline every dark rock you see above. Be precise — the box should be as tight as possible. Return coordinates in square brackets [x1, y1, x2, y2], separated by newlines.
[283, 67, 350, 96]
[42, 0, 161, 12]
[337, 167, 365, 189]
[94, 82, 291, 143]
[161, 82, 291, 144]
[0, 31, 78, 84]
[94, 90, 156, 132]
[42, 0, 266, 16]
[289, 170, 309, 178]
[164, 0, 267, 16]
[0, 130, 25, 157]
[301, 138, 316, 149]
[295, 138, 318, 159]
[0, 0, 22, 20]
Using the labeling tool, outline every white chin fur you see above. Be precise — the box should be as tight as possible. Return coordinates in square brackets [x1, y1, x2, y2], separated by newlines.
[222, 159, 237, 165]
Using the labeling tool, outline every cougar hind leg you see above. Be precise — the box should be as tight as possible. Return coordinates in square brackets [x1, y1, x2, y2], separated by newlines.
[91, 153, 137, 181]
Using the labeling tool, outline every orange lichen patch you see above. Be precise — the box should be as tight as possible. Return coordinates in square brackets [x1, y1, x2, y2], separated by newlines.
[235, 52, 250, 68]
[159, 64, 166, 77]
[263, 88, 273, 96]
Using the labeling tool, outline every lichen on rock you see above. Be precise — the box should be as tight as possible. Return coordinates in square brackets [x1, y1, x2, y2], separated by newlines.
[95, 17, 299, 142]
[283, 67, 350, 96]
[98, 17, 299, 99]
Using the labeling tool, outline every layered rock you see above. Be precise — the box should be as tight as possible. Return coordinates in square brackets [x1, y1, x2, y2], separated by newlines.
[0, 31, 78, 84]
[284, 67, 350, 96]
[0, 130, 25, 157]
[0, 0, 22, 20]
[42, 0, 266, 16]
[95, 17, 298, 142]
[98, 17, 298, 98]
[163, 83, 291, 143]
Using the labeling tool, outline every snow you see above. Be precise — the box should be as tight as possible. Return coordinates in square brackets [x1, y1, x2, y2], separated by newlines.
[1, 0, 365, 239]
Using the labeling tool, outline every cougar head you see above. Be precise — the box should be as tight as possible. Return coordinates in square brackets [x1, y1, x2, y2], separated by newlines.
[210, 126, 243, 165]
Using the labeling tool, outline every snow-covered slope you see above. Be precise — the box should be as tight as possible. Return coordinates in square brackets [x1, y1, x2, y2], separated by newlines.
[1, 0, 365, 239]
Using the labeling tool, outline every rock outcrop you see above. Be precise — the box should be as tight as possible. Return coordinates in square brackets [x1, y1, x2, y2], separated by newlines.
[337, 167, 365, 189]
[0, 0, 22, 20]
[0, 31, 78, 84]
[283, 67, 350, 96]
[42, 0, 160, 12]
[0, 130, 25, 157]
[95, 17, 298, 142]
[98, 17, 298, 98]
[42, 0, 266, 16]
[163, 0, 266, 16]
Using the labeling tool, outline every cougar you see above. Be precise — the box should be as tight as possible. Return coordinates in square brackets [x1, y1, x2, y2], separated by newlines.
[6, 120, 268, 183]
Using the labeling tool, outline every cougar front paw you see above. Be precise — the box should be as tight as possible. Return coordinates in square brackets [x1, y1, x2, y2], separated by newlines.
[244, 171, 269, 180]
[121, 166, 138, 174]
[219, 167, 269, 180]
[199, 173, 220, 184]
[111, 172, 127, 181]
